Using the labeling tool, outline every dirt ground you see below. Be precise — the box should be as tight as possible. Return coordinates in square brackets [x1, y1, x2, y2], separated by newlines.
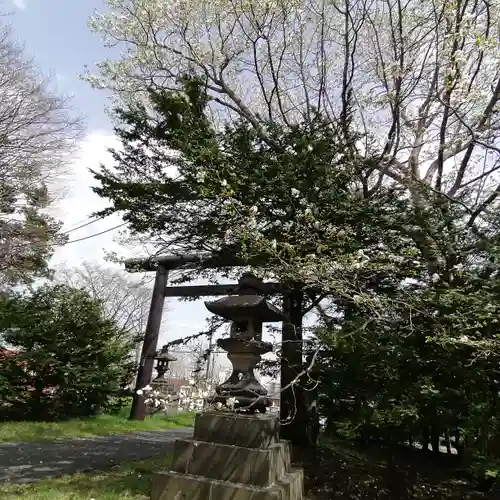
[296, 439, 498, 500]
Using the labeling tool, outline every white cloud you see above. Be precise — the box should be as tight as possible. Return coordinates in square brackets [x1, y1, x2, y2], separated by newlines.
[50, 131, 124, 266]
[13, 0, 26, 10]
[48, 131, 217, 346]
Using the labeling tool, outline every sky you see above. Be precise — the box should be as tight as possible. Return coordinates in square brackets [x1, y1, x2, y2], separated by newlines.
[6, 0, 297, 378]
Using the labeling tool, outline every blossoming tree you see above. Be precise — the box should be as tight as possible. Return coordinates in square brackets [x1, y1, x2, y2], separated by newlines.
[86, 0, 500, 464]
[87, 0, 500, 256]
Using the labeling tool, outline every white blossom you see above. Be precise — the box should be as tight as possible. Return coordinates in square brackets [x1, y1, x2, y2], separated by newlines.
[196, 170, 205, 183]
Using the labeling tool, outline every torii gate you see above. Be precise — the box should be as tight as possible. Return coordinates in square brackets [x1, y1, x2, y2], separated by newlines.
[124, 253, 305, 443]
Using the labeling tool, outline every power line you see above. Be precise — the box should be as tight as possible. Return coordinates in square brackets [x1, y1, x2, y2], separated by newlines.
[5, 222, 127, 251]
[63, 216, 100, 232]
[59, 222, 127, 245]
[62, 215, 108, 235]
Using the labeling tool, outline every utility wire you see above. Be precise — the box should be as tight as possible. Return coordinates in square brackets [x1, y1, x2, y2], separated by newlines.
[5, 222, 127, 251]
[62, 215, 108, 235]
[63, 215, 101, 232]
[59, 222, 127, 245]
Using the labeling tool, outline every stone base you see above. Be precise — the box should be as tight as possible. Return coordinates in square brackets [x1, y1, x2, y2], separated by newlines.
[171, 439, 291, 487]
[151, 469, 303, 500]
[193, 412, 280, 448]
[151, 412, 303, 500]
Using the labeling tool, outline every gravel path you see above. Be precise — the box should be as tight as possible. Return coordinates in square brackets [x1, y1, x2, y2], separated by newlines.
[0, 427, 193, 484]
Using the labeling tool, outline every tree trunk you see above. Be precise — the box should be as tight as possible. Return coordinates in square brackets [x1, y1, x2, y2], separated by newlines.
[455, 430, 464, 460]
[431, 426, 440, 455]
[444, 429, 452, 455]
[421, 426, 430, 453]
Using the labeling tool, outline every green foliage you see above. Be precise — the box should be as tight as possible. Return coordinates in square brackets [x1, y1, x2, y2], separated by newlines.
[91, 77, 500, 485]
[0, 284, 135, 421]
[92, 79, 409, 284]
[315, 240, 500, 476]
[0, 188, 66, 289]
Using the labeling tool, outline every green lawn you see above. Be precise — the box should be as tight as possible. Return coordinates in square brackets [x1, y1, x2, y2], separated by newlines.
[0, 455, 173, 500]
[0, 411, 195, 443]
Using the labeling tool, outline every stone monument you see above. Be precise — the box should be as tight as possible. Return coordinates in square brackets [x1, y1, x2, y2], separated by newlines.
[151, 273, 304, 500]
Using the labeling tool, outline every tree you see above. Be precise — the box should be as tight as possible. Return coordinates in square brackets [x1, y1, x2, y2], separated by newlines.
[0, 23, 82, 289]
[87, 0, 500, 242]
[87, 1, 500, 460]
[0, 284, 135, 421]
[91, 80, 500, 476]
[54, 261, 152, 338]
[54, 261, 155, 387]
[91, 80, 419, 444]
[94, 81, 406, 275]
[314, 238, 500, 464]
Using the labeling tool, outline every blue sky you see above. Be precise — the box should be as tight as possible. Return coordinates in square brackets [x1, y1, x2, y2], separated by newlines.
[10, 0, 111, 132]
[8, 0, 216, 348]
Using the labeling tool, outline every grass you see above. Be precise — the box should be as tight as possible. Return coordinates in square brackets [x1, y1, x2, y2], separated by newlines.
[0, 432, 497, 500]
[0, 409, 195, 444]
[0, 455, 173, 500]
[2, 416, 496, 500]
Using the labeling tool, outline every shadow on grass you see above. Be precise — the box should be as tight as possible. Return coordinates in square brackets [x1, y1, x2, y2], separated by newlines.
[297, 438, 499, 500]
[0, 456, 172, 500]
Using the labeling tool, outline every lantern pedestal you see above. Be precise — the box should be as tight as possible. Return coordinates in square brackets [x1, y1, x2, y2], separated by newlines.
[151, 412, 303, 500]
[202, 274, 288, 414]
[211, 337, 273, 413]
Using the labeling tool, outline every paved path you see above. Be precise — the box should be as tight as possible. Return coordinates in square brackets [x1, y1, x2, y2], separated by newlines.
[0, 427, 193, 484]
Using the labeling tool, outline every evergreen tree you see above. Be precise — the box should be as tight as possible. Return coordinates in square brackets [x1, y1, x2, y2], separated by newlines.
[0, 284, 135, 421]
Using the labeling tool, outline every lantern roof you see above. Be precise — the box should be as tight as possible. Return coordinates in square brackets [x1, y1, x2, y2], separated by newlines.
[155, 349, 177, 362]
[204, 295, 286, 323]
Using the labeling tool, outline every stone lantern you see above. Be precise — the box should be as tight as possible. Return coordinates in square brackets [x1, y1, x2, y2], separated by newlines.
[204, 273, 286, 413]
[151, 272, 304, 500]
[153, 347, 177, 382]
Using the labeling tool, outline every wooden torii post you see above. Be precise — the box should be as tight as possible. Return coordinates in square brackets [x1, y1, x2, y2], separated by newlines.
[124, 253, 305, 443]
